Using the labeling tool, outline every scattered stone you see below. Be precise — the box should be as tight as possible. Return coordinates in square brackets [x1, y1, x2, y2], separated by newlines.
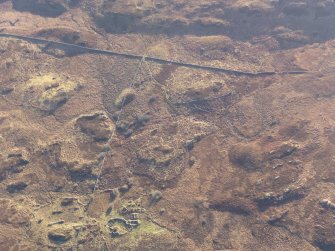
[272, 163, 283, 169]
[288, 159, 302, 165]
[119, 200, 145, 215]
[109, 225, 128, 237]
[107, 200, 145, 237]
[255, 187, 306, 211]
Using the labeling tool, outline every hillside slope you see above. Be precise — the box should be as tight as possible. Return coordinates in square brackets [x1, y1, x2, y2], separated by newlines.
[1, 0, 335, 250]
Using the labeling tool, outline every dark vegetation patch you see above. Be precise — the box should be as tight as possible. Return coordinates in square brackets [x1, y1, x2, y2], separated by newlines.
[278, 121, 309, 141]
[228, 143, 263, 170]
[34, 28, 91, 47]
[0, 152, 29, 181]
[209, 198, 254, 215]
[313, 211, 335, 251]
[154, 64, 178, 84]
[6, 181, 28, 193]
[47, 231, 71, 244]
[12, 0, 68, 17]
[115, 113, 150, 138]
[0, 87, 14, 95]
[68, 162, 98, 181]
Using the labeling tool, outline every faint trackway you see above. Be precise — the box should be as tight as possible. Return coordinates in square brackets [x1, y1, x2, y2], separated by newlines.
[0, 32, 310, 77]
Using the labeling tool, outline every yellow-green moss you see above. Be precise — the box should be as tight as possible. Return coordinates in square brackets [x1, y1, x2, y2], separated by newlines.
[22, 74, 78, 112]
[148, 42, 171, 59]
[25, 74, 75, 89]
[131, 221, 165, 236]
[197, 17, 229, 27]
[110, 221, 173, 251]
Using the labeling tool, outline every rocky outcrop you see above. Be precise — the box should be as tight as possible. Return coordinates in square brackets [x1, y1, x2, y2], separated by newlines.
[93, 0, 335, 48]
[129, 118, 216, 185]
[0, 151, 29, 181]
[18, 74, 82, 113]
[75, 112, 113, 142]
